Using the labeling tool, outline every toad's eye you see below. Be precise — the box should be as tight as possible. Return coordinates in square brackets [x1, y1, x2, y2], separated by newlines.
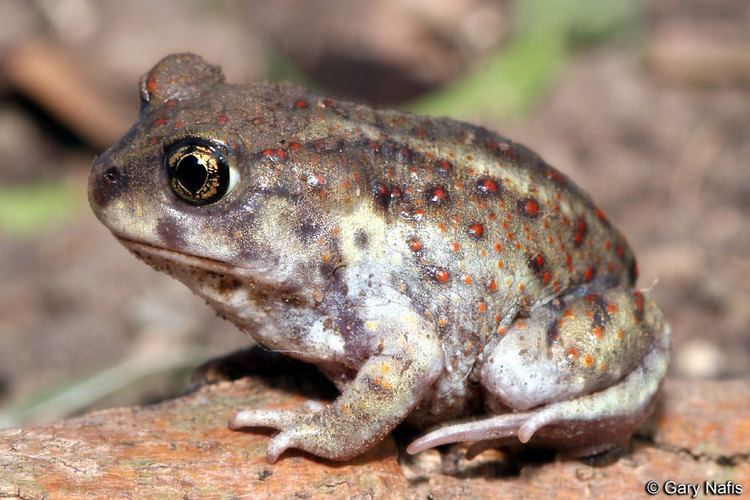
[164, 139, 237, 205]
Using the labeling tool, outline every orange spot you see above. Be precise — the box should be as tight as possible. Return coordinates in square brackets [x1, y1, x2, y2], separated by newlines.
[563, 309, 574, 318]
[517, 283, 525, 292]
[477, 301, 487, 313]
[487, 279, 498, 292]
[435, 269, 450, 284]
[146, 77, 157, 92]
[542, 270, 552, 284]
[616, 329, 625, 339]
[438, 222, 447, 232]
[289, 142, 302, 151]
[464, 275, 472, 285]
[494, 314, 501, 323]
[607, 304, 618, 314]
[497, 260, 505, 269]
[567, 348, 579, 360]
[468, 223, 485, 238]
[217, 114, 228, 124]
[497, 326, 507, 335]
[524, 199, 540, 216]
[515, 320, 527, 330]
[322, 254, 331, 263]
[582, 354, 594, 367]
[451, 242, 460, 252]
[438, 318, 447, 328]
[583, 267, 595, 282]
[494, 242, 503, 253]
[593, 326, 604, 338]
[409, 239, 422, 252]
[598, 362, 608, 372]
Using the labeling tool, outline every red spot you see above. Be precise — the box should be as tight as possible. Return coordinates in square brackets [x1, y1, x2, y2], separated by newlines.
[262, 148, 287, 161]
[153, 117, 167, 126]
[542, 270, 552, 284]
[565, 254, 573, 270]
[583, 267, 595, 282]
[477, 177, 499, 195]
[574, 219, 588, 247]
[615, 244, 625, 257]
[494, 242, 503, 253]
[468, 223, 485, 238]
[487, 279, 498, 292]
[426, 186, 449, 204]
[436, 159, 453, 176]
[567, 347, 579, 360]
[294, 99, 308, 109]
[146, 77, 157, 92]
[593, 326, 604, 339]
[435, 269, 450, 284]
[546, 167, 566, 184]
[289, 142, 302, 151]
[451, 242, 460, 252]
[497, 326, 507, 335]
[409, 238, 422, 252]
[595, 207, 607, 221]
[520, 198, 540, 217]
[217, 114, 228, 124]
[390, 186, 402, 200]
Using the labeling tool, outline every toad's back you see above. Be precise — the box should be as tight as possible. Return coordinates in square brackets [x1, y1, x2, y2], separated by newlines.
[278, 97, 638, 353]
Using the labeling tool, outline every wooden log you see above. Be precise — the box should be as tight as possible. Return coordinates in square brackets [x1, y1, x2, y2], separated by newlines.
[1, 375, 748, 498]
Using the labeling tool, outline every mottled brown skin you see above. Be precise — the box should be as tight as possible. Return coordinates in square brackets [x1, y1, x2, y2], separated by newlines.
[89, 54, 670, 463]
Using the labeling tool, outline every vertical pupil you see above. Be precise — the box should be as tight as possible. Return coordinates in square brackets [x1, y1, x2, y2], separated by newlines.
[175, 154, 208, 194]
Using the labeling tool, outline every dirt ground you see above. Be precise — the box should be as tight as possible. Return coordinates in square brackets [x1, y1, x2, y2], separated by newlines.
[0, 0, 747, 438]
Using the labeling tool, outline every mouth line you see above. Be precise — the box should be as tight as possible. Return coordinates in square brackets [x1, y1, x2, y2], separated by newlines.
[116, 237, 269, 276]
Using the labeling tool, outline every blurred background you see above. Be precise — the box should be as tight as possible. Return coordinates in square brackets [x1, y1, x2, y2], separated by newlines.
[0, 0, 748, 428]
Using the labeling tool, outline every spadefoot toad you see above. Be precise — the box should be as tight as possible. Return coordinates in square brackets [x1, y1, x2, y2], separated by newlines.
[89, 54, 670, 463]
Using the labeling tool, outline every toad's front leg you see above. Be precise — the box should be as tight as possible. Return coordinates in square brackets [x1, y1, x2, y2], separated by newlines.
[230, 305, 444, 462]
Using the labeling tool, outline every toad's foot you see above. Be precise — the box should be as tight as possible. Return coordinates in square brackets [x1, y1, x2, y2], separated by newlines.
[230, 303, 444, 463]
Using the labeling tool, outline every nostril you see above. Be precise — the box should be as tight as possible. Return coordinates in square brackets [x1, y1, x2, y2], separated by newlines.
[103, 166, 123, 184]
[90, 163, 128, 208]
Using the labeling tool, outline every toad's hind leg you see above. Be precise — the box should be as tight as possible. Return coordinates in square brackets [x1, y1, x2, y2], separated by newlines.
[407, 288, 669, 456]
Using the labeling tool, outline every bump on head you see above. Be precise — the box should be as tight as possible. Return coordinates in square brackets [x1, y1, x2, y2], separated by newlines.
[139, 53, 224, 110]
